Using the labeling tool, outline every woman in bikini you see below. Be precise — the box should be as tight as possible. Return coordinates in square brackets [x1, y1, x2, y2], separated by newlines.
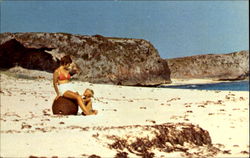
[53, 55, 96, 115]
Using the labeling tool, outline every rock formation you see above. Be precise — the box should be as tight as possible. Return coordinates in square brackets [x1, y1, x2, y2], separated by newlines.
[166, 51, 249, 80]
[0, 39, 59, 72]
[52, 96, 78, 115]
[0, 32, 171, 86]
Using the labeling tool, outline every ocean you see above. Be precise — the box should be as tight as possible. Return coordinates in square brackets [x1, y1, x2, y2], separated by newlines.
[160, 81, 249, 91]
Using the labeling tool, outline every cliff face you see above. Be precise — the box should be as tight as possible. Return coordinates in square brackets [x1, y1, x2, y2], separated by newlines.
[0, 32, 171, 86]
[166, 51, 249, 80]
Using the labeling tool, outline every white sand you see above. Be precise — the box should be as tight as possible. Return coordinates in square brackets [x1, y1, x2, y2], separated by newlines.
[0, 73, 249, 157]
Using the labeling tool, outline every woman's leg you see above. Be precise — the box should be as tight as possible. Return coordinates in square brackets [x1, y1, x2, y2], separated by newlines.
[63, 90, 90, 115]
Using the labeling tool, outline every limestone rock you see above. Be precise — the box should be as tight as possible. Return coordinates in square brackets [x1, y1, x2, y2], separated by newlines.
[166, 51, 249, 80]
[0, 32, 171, 86]
[0, 39, 59, 72]
[52, 96, 78, 115]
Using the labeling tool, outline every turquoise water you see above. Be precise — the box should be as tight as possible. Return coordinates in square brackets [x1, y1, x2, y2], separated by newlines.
[160, 81, 249, 91]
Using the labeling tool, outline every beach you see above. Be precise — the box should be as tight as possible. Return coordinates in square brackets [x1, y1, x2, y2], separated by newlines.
[0, 72, 249, 157]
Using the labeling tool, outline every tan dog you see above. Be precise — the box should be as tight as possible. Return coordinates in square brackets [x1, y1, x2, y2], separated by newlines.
[82, 89, 98, 115]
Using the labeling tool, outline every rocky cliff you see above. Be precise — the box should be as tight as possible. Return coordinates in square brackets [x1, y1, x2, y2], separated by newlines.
[0, 32, 171, 86]
[166, 51, 249, 80]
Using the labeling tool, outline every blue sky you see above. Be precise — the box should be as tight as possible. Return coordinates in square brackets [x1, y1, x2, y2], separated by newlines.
[0, 1, 249, 58]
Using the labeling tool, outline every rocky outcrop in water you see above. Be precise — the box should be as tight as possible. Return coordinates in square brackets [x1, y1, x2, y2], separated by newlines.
[0, 32, 171, 86]
[166, 51, 249, 80]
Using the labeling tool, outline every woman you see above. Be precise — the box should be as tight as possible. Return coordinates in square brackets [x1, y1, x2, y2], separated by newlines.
[53, 55, 95, 115]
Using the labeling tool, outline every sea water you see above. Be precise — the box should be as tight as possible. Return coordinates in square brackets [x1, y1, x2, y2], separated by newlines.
[160, 81, 249, 91]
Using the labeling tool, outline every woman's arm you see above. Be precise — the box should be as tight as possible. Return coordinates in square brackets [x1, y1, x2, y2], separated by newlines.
[53, 70, 60, 97]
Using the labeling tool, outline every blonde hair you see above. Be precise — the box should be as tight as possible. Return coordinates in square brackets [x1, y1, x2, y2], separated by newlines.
[85, 88, 94, 96]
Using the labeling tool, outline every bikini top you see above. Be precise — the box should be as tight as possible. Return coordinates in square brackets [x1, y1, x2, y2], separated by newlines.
[58, 71, 71, 80]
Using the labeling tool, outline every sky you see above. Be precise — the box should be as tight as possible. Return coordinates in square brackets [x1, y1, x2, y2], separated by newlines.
[0, 0, 249, 58]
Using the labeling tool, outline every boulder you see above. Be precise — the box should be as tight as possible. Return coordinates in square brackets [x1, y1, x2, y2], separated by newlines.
[52, 96, 78, 115]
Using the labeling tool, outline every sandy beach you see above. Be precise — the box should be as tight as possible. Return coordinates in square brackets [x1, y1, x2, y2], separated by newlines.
[0, 72, 249, 157]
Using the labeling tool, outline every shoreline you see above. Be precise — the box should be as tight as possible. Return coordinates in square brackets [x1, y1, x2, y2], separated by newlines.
[160, 78, 249, 92]
[167, 78, 249, 86]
